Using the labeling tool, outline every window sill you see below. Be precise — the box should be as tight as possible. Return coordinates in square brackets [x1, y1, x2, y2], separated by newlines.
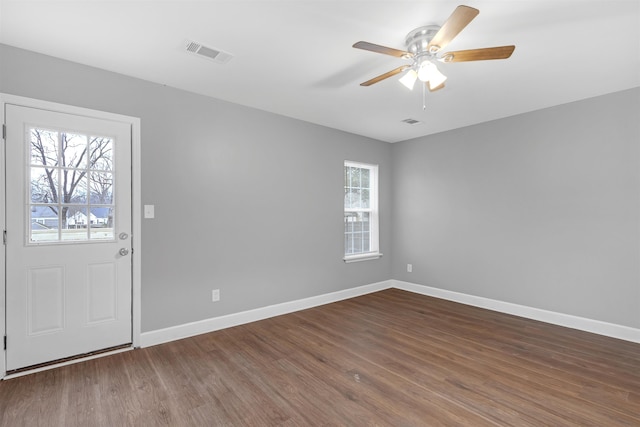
[343, 252, 383, 263]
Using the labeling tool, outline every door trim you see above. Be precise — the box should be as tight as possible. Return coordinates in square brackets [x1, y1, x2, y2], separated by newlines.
[0, 93, 142, 379]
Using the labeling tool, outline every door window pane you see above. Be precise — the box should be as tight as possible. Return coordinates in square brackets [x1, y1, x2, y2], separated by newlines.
[66, 174, 88, 203]
[30, 128, 58, 166]
[61, 133, 88, 169]
[89, 136, 113, 171]
[89, 207, 114, 240]
[89, 171, 113, 204]
[62, 207, 89, 241]
[31, 167, 58, 203]
[30, 205, 59, 242]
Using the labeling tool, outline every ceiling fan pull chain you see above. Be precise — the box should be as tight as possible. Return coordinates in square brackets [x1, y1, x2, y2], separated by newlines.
[422, 83, 427, 110]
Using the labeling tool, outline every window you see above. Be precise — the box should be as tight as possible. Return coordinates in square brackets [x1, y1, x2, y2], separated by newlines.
[28, 127, 115, 243]
[344, 161, 381, 262]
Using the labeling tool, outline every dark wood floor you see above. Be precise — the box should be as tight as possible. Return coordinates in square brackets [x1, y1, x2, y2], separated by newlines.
[1, 289, 639, 426]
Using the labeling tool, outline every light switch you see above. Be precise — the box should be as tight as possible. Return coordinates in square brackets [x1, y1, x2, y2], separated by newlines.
[144, 204, 155, 219]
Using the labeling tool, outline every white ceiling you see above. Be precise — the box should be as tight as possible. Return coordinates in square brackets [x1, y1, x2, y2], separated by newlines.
[1, 1, 639, 143]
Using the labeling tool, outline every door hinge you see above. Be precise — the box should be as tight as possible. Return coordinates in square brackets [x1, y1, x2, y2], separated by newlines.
[2, 230, 6, 245]
[3, 336, 6, 351]
[2, 124, 5, 140]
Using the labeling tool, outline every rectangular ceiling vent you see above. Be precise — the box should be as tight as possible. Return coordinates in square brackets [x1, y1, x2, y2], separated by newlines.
[401, 118, 422, 125]
[185, 40, 233, 64]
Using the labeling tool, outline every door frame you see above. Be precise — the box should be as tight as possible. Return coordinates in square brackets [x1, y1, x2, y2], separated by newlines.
[0, 94, 142, 378]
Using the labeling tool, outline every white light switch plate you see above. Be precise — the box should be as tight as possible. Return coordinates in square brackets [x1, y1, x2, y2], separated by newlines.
[144, 204, 155, 219]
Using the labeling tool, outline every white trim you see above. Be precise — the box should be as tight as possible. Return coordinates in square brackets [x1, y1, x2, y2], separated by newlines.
[140, 280, 394, 347]
[392, 280, 640, 344]
[0, 93, 142, 378]
[0, 100, 6, 378]
[130, 111, 142, 348]
[344, 252, 383, 263]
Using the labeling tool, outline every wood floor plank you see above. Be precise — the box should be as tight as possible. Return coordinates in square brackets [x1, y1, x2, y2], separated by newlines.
[215, 327, 388, 426]
[299, 302, 616, 426]
[1, 289, 638, 426]
[238, 315, 497, 426]
[351, 291, 640, 390]
[296, 308, 566, 426]
[331, 291, 640, 423]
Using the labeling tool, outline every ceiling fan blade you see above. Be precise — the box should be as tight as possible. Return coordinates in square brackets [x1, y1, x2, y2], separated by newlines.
[441, 45, 515, 62]
[428, 81, 445, 92]
[360, 65, 410, 86]
[427, 5, 479, 52]
[353, 41, 412, 58]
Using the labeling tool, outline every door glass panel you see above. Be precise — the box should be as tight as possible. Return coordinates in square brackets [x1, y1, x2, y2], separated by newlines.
[89, 206, 114, 240]
[89, 136, 113, 170]
[30, 205, 59, 242]
[31, 167, 58, 203]
[66, 173, 88, 203]
[61, 133, 88, 169]
[62, 206, 89, 241]
[30, 128, 58, 166]
[89, 171, 113, 204]
[27, 127, 116, 244]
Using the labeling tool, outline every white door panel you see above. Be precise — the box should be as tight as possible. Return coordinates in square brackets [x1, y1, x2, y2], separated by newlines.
[27, 266, 65, 335]
[5, 104, 132, 371]
[86, 262, 118, 324]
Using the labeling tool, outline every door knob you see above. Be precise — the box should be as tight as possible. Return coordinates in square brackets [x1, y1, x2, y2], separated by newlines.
[119, 248, 130, 256]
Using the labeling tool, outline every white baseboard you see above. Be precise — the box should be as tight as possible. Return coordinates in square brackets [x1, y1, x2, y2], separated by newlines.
[140, 280, 393, 347]
[141, 278, 639, 348]
[392, 280, 640, 344]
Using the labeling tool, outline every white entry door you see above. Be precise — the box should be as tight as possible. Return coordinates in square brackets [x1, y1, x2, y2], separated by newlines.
[5, 104, 132, 371]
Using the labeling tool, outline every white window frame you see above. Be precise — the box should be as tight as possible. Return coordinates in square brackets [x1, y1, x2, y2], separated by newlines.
[344, 161, 382, 263]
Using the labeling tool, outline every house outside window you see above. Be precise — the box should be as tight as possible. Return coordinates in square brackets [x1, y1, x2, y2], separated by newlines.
[344, 161, 381, 262]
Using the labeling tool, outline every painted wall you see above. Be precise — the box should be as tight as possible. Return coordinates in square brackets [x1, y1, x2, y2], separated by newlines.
[0, 44, 392, 332]
[391, 88, 640, 328]
[2, 43, 638, 333]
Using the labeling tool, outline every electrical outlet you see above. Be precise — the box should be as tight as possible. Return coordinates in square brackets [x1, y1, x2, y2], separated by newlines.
[212, 289, 220, 302]
[407, 264, 413, 273]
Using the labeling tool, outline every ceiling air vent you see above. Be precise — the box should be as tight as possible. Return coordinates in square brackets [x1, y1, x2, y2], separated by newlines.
[401, 118, 422, 125]
[185, 40, 233, 64]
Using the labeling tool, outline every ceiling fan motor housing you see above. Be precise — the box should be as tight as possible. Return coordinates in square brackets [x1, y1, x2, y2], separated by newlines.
[405, 25, 441, 56]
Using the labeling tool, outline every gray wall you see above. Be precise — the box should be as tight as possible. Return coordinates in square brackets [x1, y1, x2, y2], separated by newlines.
[392, 88, 640, 328]
[0, 44, 392, 332]
[2, 44, 638, 332]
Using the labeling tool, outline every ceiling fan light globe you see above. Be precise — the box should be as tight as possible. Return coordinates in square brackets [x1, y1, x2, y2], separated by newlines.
[428, 65, 447, 89]
[399, 69, 418, 90]
[417, 60, 435, 82]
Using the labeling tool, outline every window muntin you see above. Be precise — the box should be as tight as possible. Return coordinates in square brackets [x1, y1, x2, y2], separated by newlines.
[344, 161, 379, 260]
[28, 127, 115, 244]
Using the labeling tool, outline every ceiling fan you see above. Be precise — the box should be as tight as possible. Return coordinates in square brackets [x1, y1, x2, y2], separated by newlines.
[353, 5, 515, 92]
